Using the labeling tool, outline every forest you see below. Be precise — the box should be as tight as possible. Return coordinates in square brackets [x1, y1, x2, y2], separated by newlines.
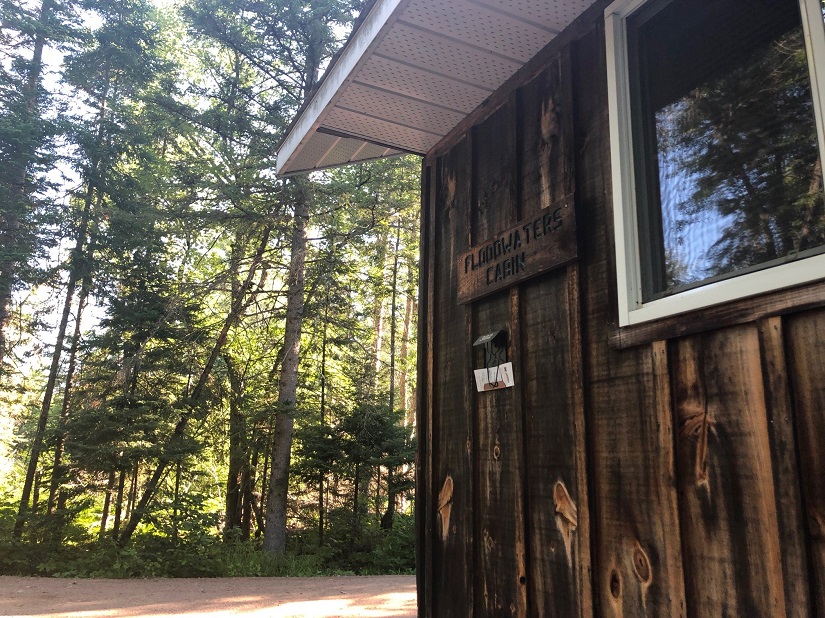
[0, 0, 421, 577]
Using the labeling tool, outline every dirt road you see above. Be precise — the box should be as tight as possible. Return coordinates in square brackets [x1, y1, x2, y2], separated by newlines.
[0, 575, 417, 618]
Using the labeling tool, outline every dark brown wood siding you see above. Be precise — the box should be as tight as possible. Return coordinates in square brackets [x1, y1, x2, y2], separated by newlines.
[416, 8, 823, 618]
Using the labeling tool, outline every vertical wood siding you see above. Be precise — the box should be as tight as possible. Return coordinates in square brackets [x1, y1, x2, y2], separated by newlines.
[572, 25, 687, 617]
[785, 312, 825, 615]
[672, 328, 786, 616]
[417, 14, 822, 618]
[431, 138, 474, 617]
[472, 98, 529, 617]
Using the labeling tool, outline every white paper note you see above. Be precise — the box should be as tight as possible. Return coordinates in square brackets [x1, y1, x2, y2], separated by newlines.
[474, 362, 514, 392]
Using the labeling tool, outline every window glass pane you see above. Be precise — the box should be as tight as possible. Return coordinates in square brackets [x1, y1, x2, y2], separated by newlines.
[629, 0, 825, 300]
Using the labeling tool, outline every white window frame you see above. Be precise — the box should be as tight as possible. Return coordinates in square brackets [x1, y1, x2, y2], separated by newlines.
[605, 0, 825, 327]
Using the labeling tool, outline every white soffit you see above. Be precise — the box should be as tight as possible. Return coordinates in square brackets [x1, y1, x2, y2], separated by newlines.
[276, 0, 597, 176]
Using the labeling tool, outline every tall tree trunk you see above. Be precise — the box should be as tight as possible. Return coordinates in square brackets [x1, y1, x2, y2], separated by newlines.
[32, 471, 41, 513]
[112, 467, 126, 536]
[371, 230, 388, 379]
[250, 490, 264, 538]
[350, 461, 360, 555]
[118, 451, 173, 547]
[224, 355, 245, 537]
[99, 470, 116, 541]
[172, 460, 181, 545]
[0, 0, 53, 370]
[388, 222, 400, 412]
[318, 307, 327, 546]
[263, 182, 309, 554]
[126, 462, 138, 521]
[248, 445, 262, 538]
[15, 275, 78, 537]
[47, 275, 91, 514]
[260, 441, 269, 516]
[398, 280, 416, 427]
[381, 221, 401, 530]
[240, 458, 254, 540]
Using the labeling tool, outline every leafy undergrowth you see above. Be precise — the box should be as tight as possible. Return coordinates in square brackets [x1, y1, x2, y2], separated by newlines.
[0, 514, 416, 579]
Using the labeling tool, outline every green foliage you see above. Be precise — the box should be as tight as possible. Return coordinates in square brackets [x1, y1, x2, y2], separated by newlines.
[367, 514, 416, 573]
[0, 525, 413, 577]
[0, 0, 419, 576]
[312, 510, 415, 574]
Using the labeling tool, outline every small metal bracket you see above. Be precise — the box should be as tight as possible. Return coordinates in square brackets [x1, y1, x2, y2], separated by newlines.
[473, 330, 508, 387]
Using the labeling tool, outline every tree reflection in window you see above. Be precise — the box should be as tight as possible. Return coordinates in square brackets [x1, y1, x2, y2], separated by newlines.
[630, 0, 825, 300]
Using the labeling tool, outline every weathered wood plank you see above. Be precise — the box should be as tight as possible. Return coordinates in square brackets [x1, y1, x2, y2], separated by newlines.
[472, 100, 518, 243]
[474, 293, 526, 616]
[508, 285, 528, 609]
[559, 45, 592, 618]
[519, 59, 575, 215]
[431, 139, 474, 617]
[586, 356, 686, 617]
[756, 317, 814, 617]
[415, 162, 434, 618]
[519, 269, 581, 618]
[671, 326, 786, 617]
[567, 263, 592, 618]
[785, 310, 825, 616]
[649, 339, 684, 609]
[573, 25, 686, 617]
[517, 48, 591, 618]
[463, 129, 477, 618]
[472, 96, 528, 617]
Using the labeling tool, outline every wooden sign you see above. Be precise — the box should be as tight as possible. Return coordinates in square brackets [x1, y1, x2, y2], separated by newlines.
[457, 194, 577, 304]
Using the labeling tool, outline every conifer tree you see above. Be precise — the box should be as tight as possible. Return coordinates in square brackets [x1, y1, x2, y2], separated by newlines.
[13, 0, 175, 538]
[0, 0, 77, 371]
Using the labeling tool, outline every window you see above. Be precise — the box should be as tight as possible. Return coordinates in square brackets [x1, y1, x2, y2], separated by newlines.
[606, 0, 825, 326]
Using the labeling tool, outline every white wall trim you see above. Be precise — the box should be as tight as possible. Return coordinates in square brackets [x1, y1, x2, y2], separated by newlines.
[605, 2, 635, 326]
[623, 253, 825, 325]
[800, 0, 825, 175]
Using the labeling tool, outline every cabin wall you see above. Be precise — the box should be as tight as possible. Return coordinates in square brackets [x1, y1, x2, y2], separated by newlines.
[416, 9, 824, 618]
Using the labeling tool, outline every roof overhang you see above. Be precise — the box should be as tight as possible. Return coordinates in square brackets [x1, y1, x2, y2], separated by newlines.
[276, 0, 598, 176]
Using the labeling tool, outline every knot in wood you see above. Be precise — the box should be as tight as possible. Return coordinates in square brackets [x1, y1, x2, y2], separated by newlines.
[437, 476, 454, 544]
[493, 445, 501, 460]
[632, 546, 651, 583]
[609, 570, 621, 599]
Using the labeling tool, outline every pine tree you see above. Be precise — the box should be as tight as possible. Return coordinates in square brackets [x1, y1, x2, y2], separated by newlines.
[0, 0, 78, 371]
[13, 0, 178, 539]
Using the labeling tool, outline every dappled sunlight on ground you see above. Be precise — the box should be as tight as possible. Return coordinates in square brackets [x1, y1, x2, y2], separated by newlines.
[0, 576, 417, 618]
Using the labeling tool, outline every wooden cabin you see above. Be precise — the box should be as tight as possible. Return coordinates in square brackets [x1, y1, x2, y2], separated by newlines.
[277, 0, 825, 615]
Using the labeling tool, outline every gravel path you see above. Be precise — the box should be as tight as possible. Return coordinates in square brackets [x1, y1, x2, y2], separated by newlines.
[0, 575, 417, 618]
